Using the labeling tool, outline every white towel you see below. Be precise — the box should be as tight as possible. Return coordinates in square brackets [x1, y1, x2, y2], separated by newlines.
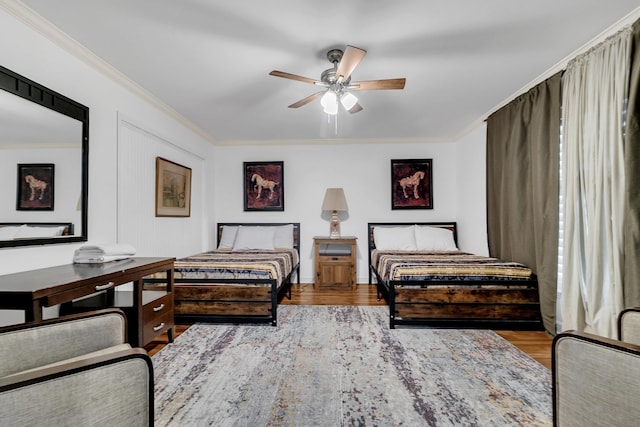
[73, 243, 136, 263]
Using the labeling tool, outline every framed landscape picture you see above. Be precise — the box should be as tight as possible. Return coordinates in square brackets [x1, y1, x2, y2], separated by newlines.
[244, 161, 284, 211]
[391, 158, 433, 210]
[17, 163, 55, 211]
[155, 157, 192, 217]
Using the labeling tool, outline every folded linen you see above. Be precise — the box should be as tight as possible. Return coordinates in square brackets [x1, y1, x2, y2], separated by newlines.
[73, 243, 136, 263]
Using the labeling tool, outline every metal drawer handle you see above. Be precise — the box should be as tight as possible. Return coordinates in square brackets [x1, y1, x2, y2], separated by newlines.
[95, 282, 115, 291]
[153, 303, 165, 312]
[153, 322, 165, 332]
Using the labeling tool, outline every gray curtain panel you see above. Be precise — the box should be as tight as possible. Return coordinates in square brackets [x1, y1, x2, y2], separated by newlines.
[623, 21, 640, 308]
[486, 72, 562, 336]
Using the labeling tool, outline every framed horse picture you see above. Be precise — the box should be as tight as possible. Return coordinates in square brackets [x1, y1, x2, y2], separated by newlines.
[243, 161, 284, 211]
[391, 159, 433, 210]
[16, 163, 55, 210]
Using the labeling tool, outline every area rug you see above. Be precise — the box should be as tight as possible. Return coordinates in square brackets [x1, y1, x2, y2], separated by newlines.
[153, 305, 551, 426]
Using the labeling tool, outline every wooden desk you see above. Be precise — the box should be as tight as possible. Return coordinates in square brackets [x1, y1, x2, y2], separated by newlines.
[0, 257, 174, 346]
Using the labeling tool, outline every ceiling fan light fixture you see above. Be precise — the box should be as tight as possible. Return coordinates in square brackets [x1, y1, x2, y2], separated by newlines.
[269, 45, 405, 116]
[321, 91, 338, 115]
[320, 90, 336, 107]
[340, 92, 358, 110]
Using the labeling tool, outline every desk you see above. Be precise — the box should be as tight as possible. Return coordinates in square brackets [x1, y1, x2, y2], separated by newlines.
[0, 257, 174, 346]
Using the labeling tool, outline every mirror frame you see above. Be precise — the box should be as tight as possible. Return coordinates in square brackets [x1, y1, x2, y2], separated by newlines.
[0, 65, 89, 248]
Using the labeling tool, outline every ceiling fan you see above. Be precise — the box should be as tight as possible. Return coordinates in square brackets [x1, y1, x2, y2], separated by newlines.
[269, 45, 406, 115]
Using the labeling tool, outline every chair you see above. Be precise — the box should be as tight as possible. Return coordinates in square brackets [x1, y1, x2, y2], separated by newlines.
[0, 308, 153, 426]
[552, 307, 640, 427]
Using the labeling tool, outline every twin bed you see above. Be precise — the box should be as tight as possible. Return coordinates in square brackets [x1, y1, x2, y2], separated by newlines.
[156, 222, 300, 326]
[368, 222, 542, 329]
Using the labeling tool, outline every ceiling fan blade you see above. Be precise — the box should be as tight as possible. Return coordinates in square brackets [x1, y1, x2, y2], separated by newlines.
[269, 70, 320, 85]
[348, 103, 363, 114]
[335, 45, 366, 83]
[350, 78, 406, 91]
[288, 91, 325, 108]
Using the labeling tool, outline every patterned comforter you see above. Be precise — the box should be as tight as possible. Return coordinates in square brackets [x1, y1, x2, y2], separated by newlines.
[173, 249, 299, 287]
[372, 250, 533, 283]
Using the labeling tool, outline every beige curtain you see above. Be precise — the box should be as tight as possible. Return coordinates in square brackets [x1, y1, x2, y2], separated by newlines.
[623, 20, 640, 309]
[486, 72, 562, 335]
[560, 28, 632, 338]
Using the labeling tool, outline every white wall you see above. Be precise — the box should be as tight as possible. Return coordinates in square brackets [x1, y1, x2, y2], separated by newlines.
[211, 139, 485, 283]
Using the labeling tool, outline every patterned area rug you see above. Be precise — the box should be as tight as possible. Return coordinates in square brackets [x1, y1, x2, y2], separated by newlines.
[153, 305, 551, 426]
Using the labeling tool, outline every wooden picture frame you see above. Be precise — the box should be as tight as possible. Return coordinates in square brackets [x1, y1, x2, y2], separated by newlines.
[155, 157, 192, 217]
[243, 161, 284, 211]
[17, 163, 55, 211]
[391, 158, 433, 210]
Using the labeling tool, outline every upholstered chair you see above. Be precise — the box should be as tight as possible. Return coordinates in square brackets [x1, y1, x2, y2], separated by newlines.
[0, 308, 153, 426]
[552, 307, 640, 426]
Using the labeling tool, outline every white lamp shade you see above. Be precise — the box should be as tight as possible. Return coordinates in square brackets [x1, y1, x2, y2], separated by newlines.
[340, 92, 358, 110]
[322, 188, 348, 212]
[321, 91, 338, 115]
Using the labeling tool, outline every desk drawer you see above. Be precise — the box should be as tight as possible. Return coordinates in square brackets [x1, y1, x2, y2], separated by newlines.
[46, 277, 130, 306]
[141, 293, 174, 344]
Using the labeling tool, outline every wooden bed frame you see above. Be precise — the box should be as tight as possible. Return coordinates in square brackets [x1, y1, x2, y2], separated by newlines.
[368, 222, 542, 329]
[160, 222, 300, 326]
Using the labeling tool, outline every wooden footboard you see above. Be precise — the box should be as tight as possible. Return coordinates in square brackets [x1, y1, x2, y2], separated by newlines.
[170, 273, 294, 326]
[372, 266, 542, 329]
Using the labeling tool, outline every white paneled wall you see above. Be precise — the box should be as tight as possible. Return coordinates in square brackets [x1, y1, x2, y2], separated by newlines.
[117, 118, 205, 258]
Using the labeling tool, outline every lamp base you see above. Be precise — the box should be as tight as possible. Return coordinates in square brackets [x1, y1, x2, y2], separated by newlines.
[329, 210, 341, 238]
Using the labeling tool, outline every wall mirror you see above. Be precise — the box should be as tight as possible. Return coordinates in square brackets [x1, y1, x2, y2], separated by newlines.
[0, 65, 89, 248]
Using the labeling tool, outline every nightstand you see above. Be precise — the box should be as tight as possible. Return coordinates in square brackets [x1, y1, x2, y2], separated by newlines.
[313, 236, 357, 289]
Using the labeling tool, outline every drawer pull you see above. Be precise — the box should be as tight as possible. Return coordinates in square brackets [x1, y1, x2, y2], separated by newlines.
[153, 322, 165, 332]
[153, 303, 165, 312]
[95, 282, 115, 291]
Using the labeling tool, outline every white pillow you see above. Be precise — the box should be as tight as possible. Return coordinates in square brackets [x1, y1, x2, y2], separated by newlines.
[414, 225, 458, 251]
[232, 226, 276, 251]
[218, 225, 238, 249]
[14, 225, 65, 238]
[0, 226, 21, 240]
[373, 226, 417, 250]
[272, 224, 294, 248]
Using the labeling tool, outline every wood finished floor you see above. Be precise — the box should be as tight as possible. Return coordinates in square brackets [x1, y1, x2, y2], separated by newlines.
[145, 283, 552, 369]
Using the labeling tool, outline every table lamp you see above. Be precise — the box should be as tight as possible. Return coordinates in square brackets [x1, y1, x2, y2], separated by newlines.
[322, 188, 348, 238]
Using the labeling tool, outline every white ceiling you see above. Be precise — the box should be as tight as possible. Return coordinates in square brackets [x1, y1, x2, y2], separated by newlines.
[16, 0, 640, 145]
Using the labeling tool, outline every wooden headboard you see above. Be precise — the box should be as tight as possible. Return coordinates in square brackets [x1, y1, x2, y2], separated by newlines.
[216, 222, 301, 252]
[0, 222, 74, 238]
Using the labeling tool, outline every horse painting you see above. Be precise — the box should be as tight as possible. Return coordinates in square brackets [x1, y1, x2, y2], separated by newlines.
[251, 173, 278, 200]
[24, 175, 48, 201]
[398, 171, 425, 199]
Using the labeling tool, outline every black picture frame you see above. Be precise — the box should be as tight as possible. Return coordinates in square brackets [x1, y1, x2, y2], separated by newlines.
[243, 161, 284, 211]
[16, 163, 55, 211]
[391, 159, 433, 210]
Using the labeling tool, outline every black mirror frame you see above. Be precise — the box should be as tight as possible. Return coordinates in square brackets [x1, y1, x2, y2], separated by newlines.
[0, 65, 89, 248]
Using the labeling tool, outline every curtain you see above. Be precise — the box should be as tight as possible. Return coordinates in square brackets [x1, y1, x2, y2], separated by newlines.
[486, 72, 562, 336]
[623, 20, 640, 308]
[560, 28, 632, 338]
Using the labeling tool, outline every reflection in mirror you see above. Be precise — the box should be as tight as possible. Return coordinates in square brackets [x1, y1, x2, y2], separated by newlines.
[0, 65, 89, 248]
